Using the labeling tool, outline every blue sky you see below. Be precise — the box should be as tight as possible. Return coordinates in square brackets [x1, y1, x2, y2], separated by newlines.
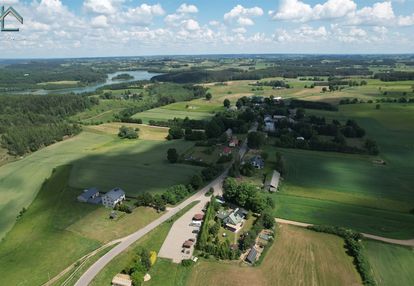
[0, 0, 413, 58]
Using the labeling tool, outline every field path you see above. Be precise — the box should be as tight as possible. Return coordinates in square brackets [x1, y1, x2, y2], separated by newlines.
[275, 218, 414, 247]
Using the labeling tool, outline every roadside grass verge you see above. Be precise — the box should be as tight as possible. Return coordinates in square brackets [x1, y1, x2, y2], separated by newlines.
[90, 201, 199, 285]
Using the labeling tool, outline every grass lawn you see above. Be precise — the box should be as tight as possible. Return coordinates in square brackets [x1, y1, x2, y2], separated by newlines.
[364, 240, 414, 286]
[90, 202, 199, 286]
[266, 103, 414, 238]
[184, 225, 361, 286]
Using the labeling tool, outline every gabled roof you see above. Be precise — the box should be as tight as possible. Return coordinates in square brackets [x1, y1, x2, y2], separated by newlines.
[104, 188, 125, 200]
[79, 187, 99, 200]
[246, 248, 257, 263]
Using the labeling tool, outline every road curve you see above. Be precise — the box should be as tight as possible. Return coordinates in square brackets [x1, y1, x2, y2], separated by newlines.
[275, 218, 414, 247]
[74, 173, 227, 286]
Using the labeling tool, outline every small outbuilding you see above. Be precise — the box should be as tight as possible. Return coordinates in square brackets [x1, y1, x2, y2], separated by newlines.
[246, 247, 258, 264]
[77, 187, 101, 204]
[112, 273, 132, 286]
[264, 170, 281, 192]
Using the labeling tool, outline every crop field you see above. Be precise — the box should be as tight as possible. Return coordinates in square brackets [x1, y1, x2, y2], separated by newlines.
[71, 98, 153, 124]
[86, 123, 169, 141]
[364, 240, 414, 286]
[266, 103, 414, 238]
[69, 138, 198, 195]
[0, 129, 198, 241]
[184, 225, 361, 286]
[0, 132, 111, 240]
[133, 107, 213, 123]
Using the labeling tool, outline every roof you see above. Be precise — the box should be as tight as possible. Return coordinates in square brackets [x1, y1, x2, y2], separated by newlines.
[266, 170, 280, 191]
[112, 274, 132, 286]
[104, 188, 125, 201]
[217, 210, 229, 220]
[251, 156, 264, 167]
[193, 214, 204, 221]
[225, 209, 244, 225]
[246, 248, 257, 263]
[222, 147, 232, 154]
[79, 187, 99, 200]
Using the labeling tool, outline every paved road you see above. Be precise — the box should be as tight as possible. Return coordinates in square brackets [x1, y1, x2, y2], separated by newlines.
[276, 218, 414, 247]
[74, 123, 257, 286]
[74, 174, 227, 286]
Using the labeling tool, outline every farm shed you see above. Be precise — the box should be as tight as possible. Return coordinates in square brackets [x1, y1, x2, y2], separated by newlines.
[264, 170, 281, 192]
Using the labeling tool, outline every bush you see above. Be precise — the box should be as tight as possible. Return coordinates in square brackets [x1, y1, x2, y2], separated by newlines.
[167, 148, 179, 163]
[307, 225, 376, 286]
[118, 126, 139, 139]
[116, 204, 132, 214]
[181, 259, 194, 267]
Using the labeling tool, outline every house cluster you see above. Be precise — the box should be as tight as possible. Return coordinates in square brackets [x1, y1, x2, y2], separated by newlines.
[77, 187, 126, 208]
[220, 128, 240, 156]
[264, 114, 296, 133]
[216, 207, 248, 233]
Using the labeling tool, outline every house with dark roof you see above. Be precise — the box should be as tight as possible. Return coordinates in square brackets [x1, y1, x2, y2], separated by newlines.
[246, 247, 258, 264]
[77, 187, 102, 204]
[102, 188, 126, 208]
[250, 155, 264, 169]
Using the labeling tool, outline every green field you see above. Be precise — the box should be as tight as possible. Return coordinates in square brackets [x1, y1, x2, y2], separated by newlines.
[364, 240, 414, 286]
[133, 107, 213, 123]
[0, 166, 101, 286]
[0, 129, 199, 240]
[267, 103, 414, 238]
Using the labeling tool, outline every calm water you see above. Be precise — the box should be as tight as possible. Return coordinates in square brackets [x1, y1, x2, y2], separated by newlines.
[13, 70, 160, 95]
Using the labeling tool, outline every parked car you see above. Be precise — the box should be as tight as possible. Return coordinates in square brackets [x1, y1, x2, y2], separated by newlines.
[192, 229, 199, 234]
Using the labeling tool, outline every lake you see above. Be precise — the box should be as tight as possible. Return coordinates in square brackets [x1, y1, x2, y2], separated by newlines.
[13, 70, 160, 95]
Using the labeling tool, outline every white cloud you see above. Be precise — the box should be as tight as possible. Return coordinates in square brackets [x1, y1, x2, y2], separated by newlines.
[398, 14, 414, 26]
[270, 0, 356, 22]
[120, 4, 165, 25]
[182, 19, 200, 31]
[224, 5, 264, 26]
[83, 0, 124, 15]
[233, 27, 247, 34]
[165, 3, 199, 27]
[91, 15, 109, 28]
[348, 1, 395, 25]
[177, 3, 198, 14]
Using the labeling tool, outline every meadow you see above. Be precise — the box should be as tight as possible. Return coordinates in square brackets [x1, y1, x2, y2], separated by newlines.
[0, 127, 199, 241]
[364, 240, 414, 286]
[265, 103, 414, 238]
[183, 225, 361, 286]
[133, 107, 214, 123]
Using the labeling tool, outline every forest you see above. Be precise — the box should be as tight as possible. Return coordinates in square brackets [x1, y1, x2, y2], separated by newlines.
[0, 94, 98, 155]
